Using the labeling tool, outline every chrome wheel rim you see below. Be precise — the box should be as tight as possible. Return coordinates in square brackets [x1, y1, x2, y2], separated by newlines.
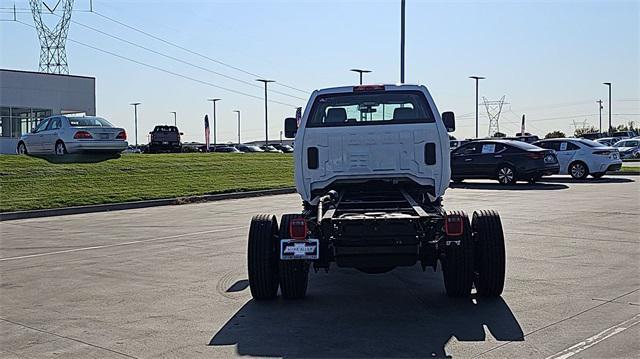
[571, 164, 584, 178]
[498, 167, 514, 184]
[55, 143, 65, 155]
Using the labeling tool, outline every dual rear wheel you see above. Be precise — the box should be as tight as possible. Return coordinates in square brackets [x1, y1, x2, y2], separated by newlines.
[247, 214, 309, 300]
[441, 210, 505, 297]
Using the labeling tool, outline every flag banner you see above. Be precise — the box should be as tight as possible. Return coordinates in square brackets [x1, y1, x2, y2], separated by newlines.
[204, 114, 210, 151]
[296, 107, 302, 126]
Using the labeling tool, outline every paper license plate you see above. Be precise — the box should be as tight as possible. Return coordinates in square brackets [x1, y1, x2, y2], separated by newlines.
[280, 239, 319, 260]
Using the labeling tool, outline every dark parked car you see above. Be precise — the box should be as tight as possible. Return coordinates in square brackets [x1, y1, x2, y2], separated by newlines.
[451, 140, 559, 184]
[235, 144, 264, 153]
[148, 125, 182, 153]
[272, 143, 294, 153]
[214, 146, 242, 153]
[260, 145, 283, 153]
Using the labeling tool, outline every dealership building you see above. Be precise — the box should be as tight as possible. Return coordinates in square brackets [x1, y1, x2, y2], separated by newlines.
[0, 69, 96, 154]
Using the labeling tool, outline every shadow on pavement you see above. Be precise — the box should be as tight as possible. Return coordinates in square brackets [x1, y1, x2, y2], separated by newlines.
[541, 176, 635, 184]
[450, 181, 568, 191]
[210, 267, 523, 358]
[34, 153, 121, 164]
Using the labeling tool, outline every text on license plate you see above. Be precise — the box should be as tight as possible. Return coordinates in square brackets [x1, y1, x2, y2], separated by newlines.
[280, 239, 319, 260]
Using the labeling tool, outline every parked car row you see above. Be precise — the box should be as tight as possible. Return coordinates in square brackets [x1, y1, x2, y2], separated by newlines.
[450, 138, 623, 184]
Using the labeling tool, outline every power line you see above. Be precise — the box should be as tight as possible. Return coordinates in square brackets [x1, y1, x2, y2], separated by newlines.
[91, 10, 310, 95]
[56, 14, 307, 101]
[13, 19, 299, 108]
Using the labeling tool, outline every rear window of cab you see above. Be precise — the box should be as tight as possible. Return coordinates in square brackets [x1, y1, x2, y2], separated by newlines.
[306, 91, 435, 127]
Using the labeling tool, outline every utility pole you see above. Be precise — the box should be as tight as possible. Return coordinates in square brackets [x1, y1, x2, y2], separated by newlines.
[257, 79, 275, 145]
[170, 111, 177, 126]
[596, 99, 603, 134]
[208, 98, 221, 147]
[469, 76, 485, 138]
[603, 82, 612, 134]
[233, 110, 241, 145]
[130, 102, 140, 148]
[400, 0, 405, 83]
[280, 131, 283, 144]
[350, 68, 371, 85]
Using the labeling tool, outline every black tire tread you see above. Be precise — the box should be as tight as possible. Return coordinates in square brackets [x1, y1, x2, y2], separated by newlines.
[278, 214, 310, 299]
[472, 210, 506, 297]
[441, 210, 474, 297]
[247, 214, 279, 300]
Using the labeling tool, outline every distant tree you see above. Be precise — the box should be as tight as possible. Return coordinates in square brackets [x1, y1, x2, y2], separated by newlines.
[493, 132, 506, 138]
[574, 126, 598, 137]
[616, 121, 636, 132]
[545, 130, 566, 139]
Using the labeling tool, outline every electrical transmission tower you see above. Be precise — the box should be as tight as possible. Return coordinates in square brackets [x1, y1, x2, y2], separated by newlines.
[29, 0, 74, 74]
[482, 96, 506, 137]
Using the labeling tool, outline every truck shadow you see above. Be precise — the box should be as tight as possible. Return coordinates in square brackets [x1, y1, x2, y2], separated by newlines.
[450, 181, 568, 190]
[32, 153, 121, 164]
[209, 267, 523, 358]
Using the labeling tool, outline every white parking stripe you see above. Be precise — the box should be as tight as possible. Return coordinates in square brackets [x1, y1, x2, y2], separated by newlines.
[0, 226, 244, 262]
[545, 313, 640, 359]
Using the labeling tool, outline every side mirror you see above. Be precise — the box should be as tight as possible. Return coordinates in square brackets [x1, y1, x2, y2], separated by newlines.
[442, 111, 455, 132]
[284, 117, 298, 138]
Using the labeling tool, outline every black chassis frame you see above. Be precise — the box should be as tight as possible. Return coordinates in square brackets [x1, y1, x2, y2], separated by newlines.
[298, 182, 447, 272]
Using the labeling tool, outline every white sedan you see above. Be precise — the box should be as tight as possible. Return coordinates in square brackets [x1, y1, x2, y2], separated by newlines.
[17, 116, 128, 155]
[533, 138, 622, 179]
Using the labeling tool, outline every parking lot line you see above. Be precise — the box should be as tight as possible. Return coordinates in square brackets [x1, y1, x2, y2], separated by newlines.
[0, 226, 244, 262]
[545, 313, 640, 359]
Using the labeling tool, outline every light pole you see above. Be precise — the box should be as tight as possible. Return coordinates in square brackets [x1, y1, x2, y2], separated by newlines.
[400, 0, 405, 83]
[233, 110, 241, 145]
[469, 76, 485, 138]
[208, 98, 221, 147]
[597, 99, 603, 134]
[350, 68, 371, 84]
[257, 79, 275, 145]
[603, 82, 611, 134]
[130, 102, 140, 148]
[170, 111, 177, 126]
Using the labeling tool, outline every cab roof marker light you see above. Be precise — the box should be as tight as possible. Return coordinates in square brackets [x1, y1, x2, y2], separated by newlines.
[353, 85, 385, 92]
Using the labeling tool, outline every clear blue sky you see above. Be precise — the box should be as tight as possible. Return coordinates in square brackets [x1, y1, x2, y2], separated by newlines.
[1, 0, 638, 143]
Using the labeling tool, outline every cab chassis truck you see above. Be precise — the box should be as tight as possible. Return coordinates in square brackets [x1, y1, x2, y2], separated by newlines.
[247, 84, 506, 300]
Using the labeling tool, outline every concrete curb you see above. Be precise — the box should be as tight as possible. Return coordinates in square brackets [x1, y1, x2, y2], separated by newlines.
[0, 188, 296, 222]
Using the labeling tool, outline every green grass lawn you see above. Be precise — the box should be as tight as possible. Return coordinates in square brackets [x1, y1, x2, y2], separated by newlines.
[620, 163, 640, 173]
[0, 153, 293, 212]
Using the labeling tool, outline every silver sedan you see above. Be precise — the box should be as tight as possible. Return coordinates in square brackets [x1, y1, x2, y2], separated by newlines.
[17, 116, 128, 155]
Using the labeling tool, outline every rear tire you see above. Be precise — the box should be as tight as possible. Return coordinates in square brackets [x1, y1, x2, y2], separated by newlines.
[16, 142, 28, 155]
[497, 165, 517, 185]
[591, 172, 605, 179]
[472, 210, 506, 297]
[569, 161, 589, 179]
[441, 211, 474, 297]
[528, 174, 542, 184]
[247, 214, 279, 300]
[55, 141, 67, 156]
[278, 214, 310, 299]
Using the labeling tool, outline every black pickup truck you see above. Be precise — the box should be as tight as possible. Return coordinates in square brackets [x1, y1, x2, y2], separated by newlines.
[148, 125, 183, 153]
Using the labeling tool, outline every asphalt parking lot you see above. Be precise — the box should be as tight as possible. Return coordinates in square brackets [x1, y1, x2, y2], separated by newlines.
[1, 176, 639, 358]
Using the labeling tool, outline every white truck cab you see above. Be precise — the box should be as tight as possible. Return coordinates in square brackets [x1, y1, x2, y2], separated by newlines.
[285, 84, 454, 204]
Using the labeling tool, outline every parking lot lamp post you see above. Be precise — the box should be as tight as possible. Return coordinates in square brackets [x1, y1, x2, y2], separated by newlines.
[233, 110, 241, 145]
[350, 68, 371, 85]
[400, 0, 405, 83]
[257, 79, 275, 145]
[208, 98, 221, 147]
[603, 82, 611, 134]
[469, 76, 485, 138]
[130, 102, 140, 148]
[170, 111, 177, 127]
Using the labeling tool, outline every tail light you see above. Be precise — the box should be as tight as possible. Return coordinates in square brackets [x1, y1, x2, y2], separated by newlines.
[444, 214, 464, 237]
[353, 84, 385, 92]
[289, 217, 308, 240]
[593, 150, 611, 156]
[526, 152, 544, 160]
[116, 131, 127, 140]
[74, 131, 93, 139]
